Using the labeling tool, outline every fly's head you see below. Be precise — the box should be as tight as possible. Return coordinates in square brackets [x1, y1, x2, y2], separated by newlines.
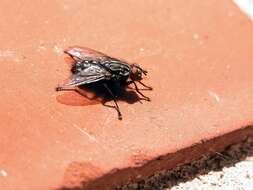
[129, 64, 148, 81]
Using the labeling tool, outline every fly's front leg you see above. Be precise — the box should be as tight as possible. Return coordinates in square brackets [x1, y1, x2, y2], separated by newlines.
[126, 81, 150, 101]
[125, 80, 152, 91]
[103, 83, 122, 120]
[133, 81, 150, 101]
[137, 80, 153, 90]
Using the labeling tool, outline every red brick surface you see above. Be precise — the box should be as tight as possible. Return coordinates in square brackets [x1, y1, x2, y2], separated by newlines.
[1, 1, 253, 190]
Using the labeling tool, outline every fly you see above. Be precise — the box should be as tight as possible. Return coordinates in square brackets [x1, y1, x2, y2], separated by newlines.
[56, 46, 152, 120]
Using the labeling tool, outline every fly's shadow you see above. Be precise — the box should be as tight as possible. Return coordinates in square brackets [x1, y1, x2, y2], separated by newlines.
[56, 81, 151, 109]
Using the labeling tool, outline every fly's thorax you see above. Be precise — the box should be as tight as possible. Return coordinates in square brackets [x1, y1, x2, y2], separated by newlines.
[103, 60, 131, 77]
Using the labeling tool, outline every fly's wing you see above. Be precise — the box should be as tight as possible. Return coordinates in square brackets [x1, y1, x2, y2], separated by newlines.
[64, 46, 117, 62]
[60, 63, 111, 88]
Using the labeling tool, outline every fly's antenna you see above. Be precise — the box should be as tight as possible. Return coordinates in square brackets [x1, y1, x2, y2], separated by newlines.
[132, 64, 148, 75]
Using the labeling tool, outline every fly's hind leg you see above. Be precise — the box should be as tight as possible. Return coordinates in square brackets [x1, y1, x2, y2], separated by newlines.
[103, 83, 122, 120]
[56, 85, 100, 101]
[55, 85, 76, 91]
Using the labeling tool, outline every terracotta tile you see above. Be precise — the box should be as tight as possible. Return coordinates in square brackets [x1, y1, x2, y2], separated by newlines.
[1, 0, 253, 189]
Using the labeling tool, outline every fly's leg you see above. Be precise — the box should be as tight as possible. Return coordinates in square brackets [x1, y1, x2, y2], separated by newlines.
[133, 81, 150, 101]
[56, 85, 100, 101]
[103, 83, 122, 120]
[125, 81, 152, 91]
[55, 85, 75, 91]
[137, 80, 153, 90]
[126, 81, 150, 101]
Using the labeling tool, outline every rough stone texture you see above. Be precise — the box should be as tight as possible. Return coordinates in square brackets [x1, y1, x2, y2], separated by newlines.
[1, 0, 253, 190]
[117, 138, 253, 190]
